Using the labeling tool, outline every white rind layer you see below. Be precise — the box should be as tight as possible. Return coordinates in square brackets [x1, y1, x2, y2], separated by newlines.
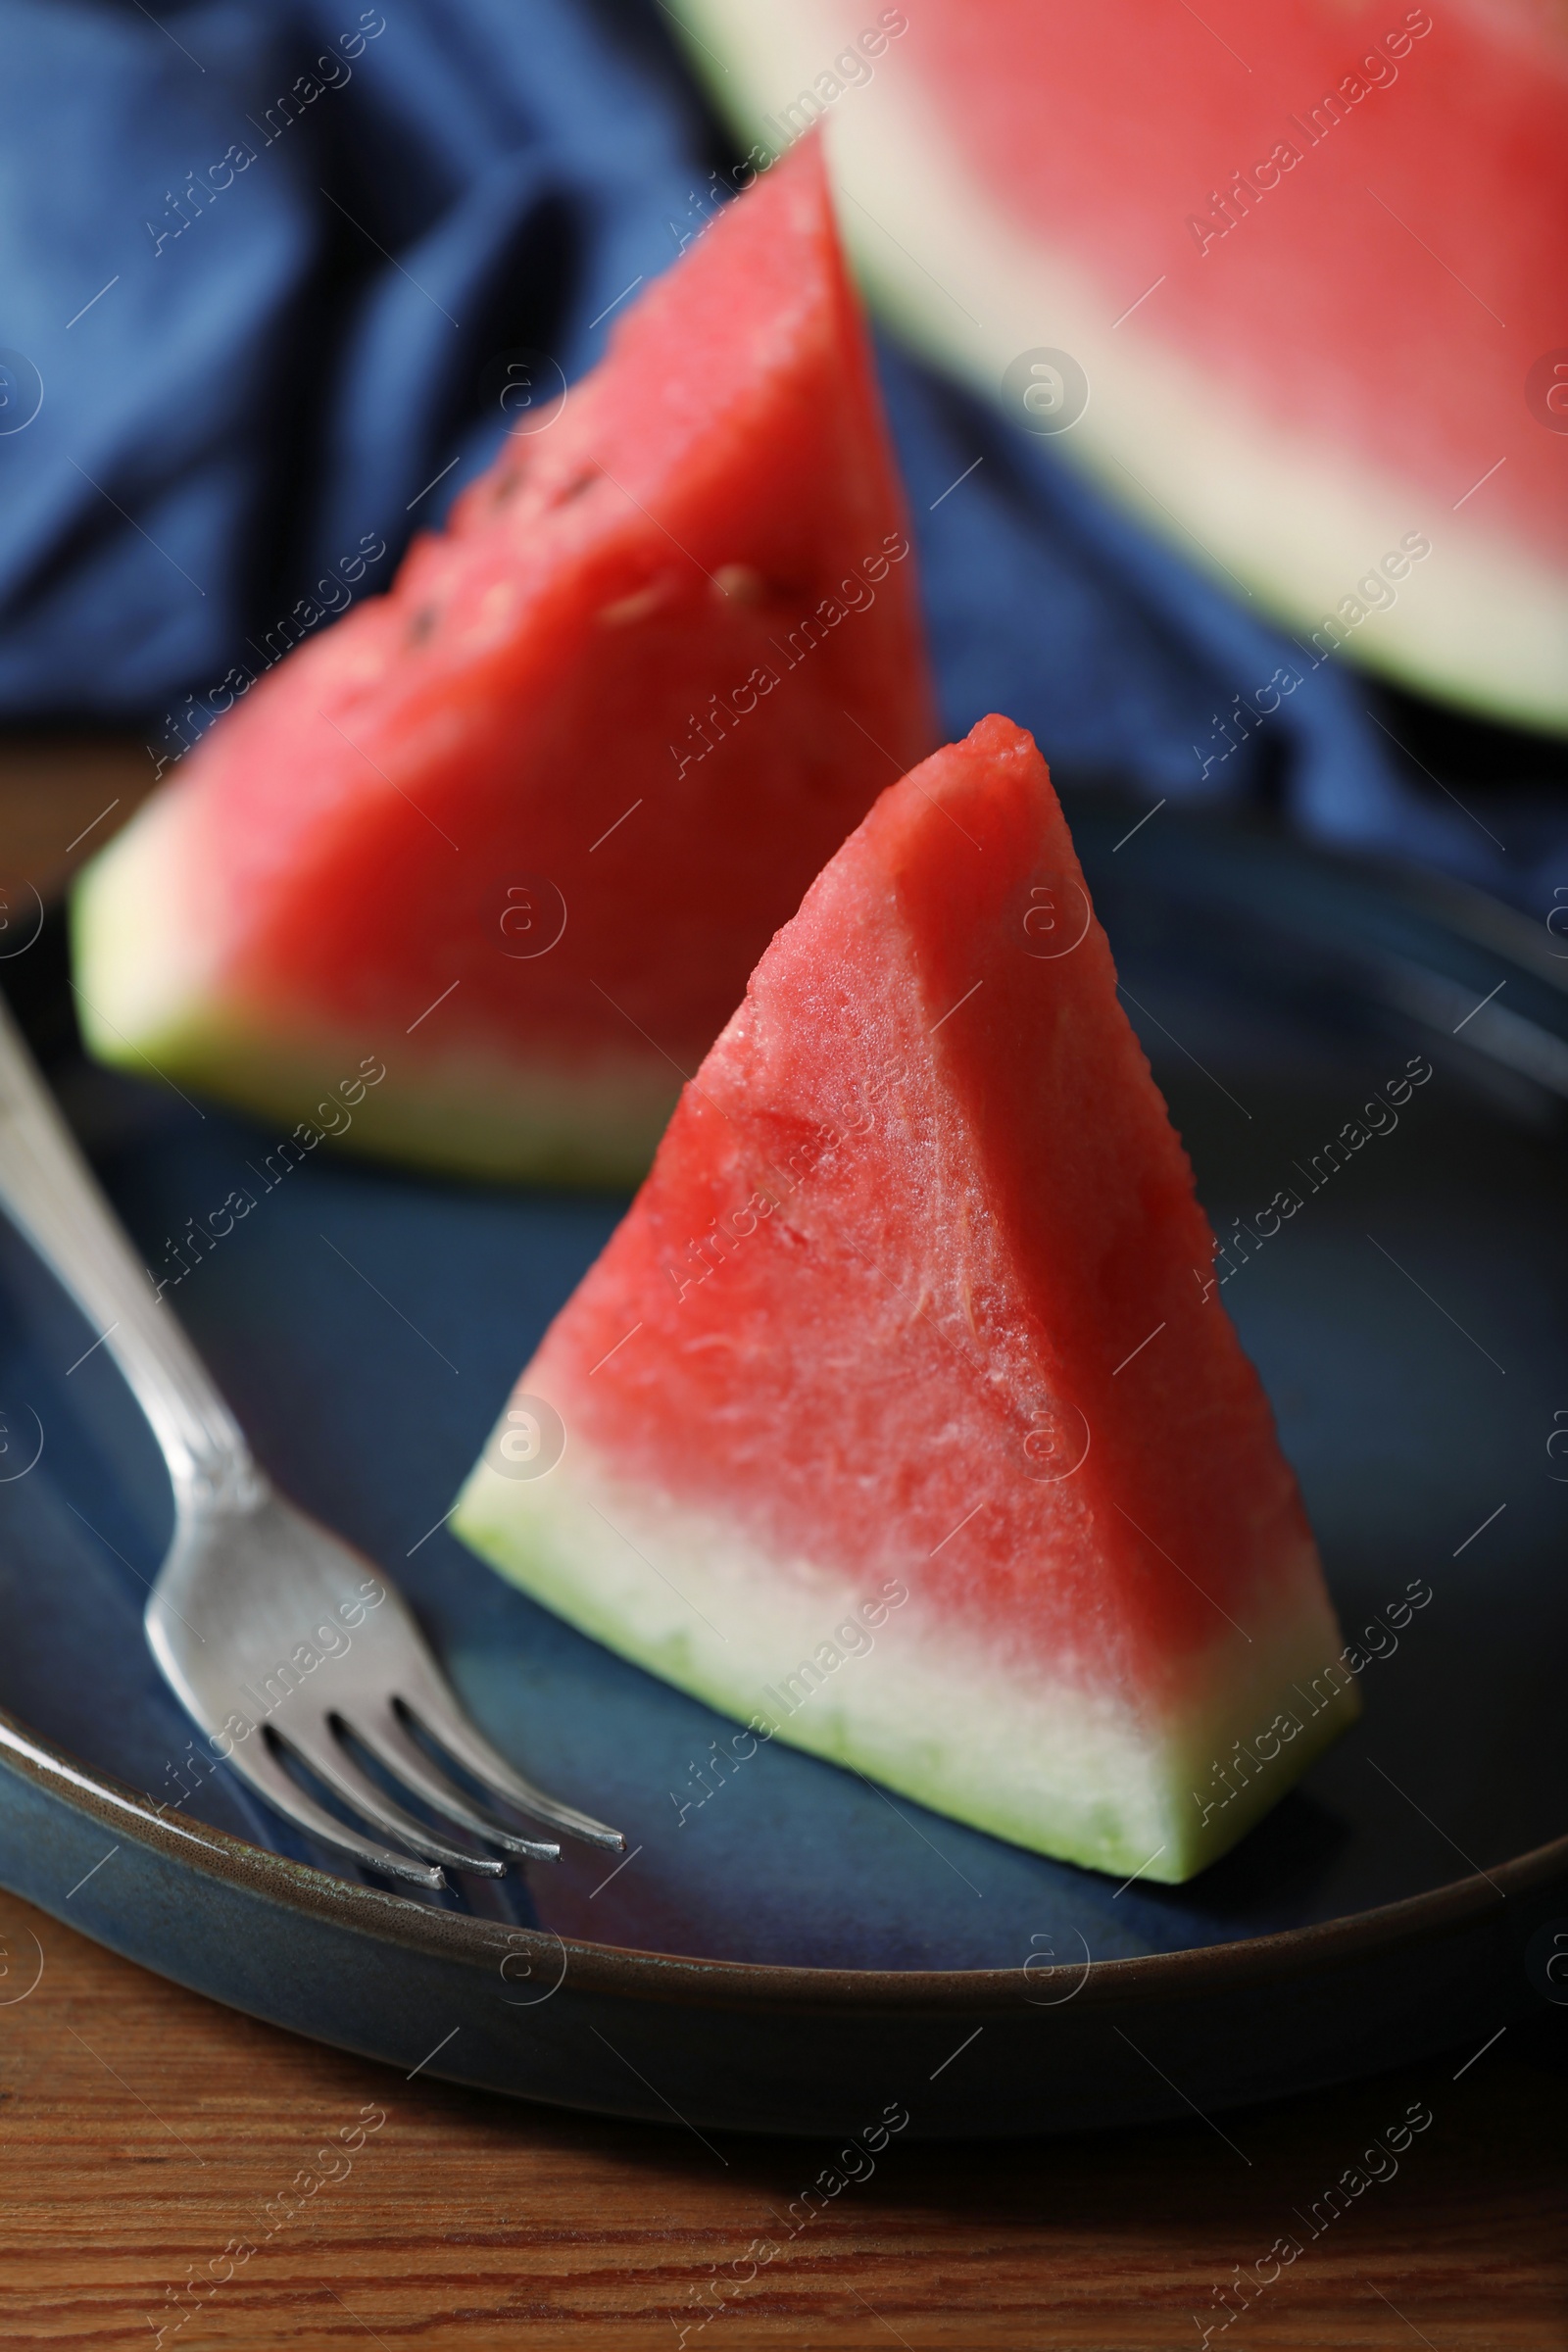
[73, 784, 208, 1051]
[453, 1429, 1359, 1882]
[671, 0, 1568, 732]
[71, 797, 678, 1187]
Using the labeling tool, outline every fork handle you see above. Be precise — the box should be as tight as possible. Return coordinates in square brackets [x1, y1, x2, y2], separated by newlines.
[0, 990, 258, 1506]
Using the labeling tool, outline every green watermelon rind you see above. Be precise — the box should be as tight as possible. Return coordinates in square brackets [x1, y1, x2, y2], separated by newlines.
[72, 997, 679, 1188]
[71, 832, 678, 1187]
[452, 1441, 1361, 1884]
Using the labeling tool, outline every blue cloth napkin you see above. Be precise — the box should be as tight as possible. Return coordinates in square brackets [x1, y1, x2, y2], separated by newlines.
[0, 0, 1552, 909]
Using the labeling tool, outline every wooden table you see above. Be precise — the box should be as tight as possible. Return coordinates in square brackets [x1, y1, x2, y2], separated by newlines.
[1, 744, 1564, 2349]
[3, 1886, 1563, 2349]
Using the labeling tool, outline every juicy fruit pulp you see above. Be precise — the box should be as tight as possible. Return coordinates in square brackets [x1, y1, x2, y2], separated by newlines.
[72, 135, 934, 1184]
[455, 715, 1359, 1881]
[670, 0, 1568, 732]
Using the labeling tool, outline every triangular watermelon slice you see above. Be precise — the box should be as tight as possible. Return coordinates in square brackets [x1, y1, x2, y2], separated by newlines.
[71, 137, 934, 1185]
[454, 714, 1359, 1882]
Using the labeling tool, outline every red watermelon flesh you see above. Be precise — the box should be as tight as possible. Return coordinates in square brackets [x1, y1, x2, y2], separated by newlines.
[922, 0, 1561, 561]
[454, 715, 1358, 1881]
[72, 135, 935, 1184]
[669, 0, 1568, 731]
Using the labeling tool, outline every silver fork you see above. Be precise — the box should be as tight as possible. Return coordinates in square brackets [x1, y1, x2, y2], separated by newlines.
[0, 992, 621, 1891]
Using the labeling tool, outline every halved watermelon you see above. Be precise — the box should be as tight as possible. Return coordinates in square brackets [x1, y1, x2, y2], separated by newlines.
[454, 714, 1359, 1881]
[71, 136, 934, 1185]
[670, 0, 1568, 733]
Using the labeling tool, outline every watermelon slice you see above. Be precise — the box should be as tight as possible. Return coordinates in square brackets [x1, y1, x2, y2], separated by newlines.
[453, 714, 1358, 1882]
[668, 0, 1568, 734]
[71, 137, 934, 1185]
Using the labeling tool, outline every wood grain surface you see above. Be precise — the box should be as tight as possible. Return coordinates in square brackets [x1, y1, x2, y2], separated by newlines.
[0, 750, 1564, 2348]
[0, 1887, 1563, 2350]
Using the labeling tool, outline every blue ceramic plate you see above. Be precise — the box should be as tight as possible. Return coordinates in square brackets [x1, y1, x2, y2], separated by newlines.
[0, 803, 1562, 2138]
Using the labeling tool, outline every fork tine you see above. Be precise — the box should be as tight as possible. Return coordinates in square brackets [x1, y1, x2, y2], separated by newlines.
[349, 1701, 562, 1862]
[220, 1727, 447, 1891]
[401, 1667, 625, 1852]
[274, 1713, 508, 1878]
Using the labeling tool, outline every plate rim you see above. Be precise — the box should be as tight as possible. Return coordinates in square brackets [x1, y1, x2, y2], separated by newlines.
[7, 1707, 1562, 2012]
[8, 819, 1566, 2043]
